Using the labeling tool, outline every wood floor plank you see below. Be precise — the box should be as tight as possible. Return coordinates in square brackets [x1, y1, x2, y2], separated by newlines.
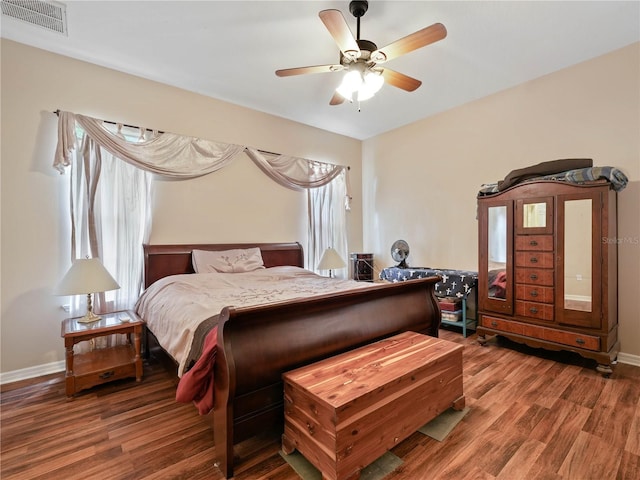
[533, 362, 584, 409]
[557, 430, 623, 480]
[625, 401, 640, 456]
[529, 398, 590, 445]
[2, 331, 639, 480]
[582, 374, 638, 450]
[531, 399, 593, 474]
[559, 373, 607, 408]
[496, 438, 546, 480]
[617, 450, 640, 480]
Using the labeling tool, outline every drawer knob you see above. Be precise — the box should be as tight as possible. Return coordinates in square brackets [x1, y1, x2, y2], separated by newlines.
[530, 240, 538, 246]
[576, 338, 585, 345]
[99, 371, 115, 379]
[306, 422, 316, 435]
[530, 274, 538, 280]
[491, 321, 498, 327]
[530, 257, 538, 263]
[530, 290, 539, 297]
[529, 307, 538, 314]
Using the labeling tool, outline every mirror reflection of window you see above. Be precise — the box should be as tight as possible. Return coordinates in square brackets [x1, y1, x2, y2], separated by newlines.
[488, 206, 507, 299]
[523, 202, 546, 228]
[564, 199, 592, 311]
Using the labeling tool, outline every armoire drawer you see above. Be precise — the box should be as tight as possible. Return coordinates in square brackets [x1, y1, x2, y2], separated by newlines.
[522, 324, 600, 351]
[515, 235, 553, 251]
[516, 284, 554, 303]
[516, 300, 554, 321]
[480, 316, 524, 335]
[515, 268, 554, 286]
[481, 315, 600, 352]
[515, 252, 554, 268]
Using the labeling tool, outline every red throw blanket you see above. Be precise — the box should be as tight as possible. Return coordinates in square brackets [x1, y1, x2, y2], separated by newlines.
[175, 326, 218, 415]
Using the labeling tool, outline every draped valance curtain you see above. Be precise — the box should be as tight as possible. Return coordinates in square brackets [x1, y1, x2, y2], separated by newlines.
[54, 111, 350, 196]
[54, 111, 351, 313]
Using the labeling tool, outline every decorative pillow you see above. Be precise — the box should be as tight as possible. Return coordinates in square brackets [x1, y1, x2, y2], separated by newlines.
[192, 248, 265, 273]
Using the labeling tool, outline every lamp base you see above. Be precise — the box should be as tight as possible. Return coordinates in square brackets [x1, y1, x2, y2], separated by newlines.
[76, 310, 102, 323]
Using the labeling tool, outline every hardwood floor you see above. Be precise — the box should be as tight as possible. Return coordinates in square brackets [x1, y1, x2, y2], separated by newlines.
[2, 329, 639, 480]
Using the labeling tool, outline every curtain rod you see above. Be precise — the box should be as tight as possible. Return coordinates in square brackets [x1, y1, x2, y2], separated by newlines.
[53, 109, 163, 134]
[53, 109, 349, 169]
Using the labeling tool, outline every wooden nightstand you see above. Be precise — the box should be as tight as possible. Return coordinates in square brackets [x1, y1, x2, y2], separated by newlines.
[61, 310, 144, 397]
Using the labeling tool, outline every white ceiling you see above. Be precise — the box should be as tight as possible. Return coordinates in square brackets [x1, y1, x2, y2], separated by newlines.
[2, 1, 639, 140]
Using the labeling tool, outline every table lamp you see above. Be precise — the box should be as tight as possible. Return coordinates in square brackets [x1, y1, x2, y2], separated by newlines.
[317, 247, 346, 278]
[55, 257, 120, 323]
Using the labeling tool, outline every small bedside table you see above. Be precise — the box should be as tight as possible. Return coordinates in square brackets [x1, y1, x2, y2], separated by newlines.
[61, 310, 144, 397]
[350, 253, 374, 282]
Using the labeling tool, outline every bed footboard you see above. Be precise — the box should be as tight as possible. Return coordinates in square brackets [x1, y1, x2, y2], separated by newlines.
[213, 276, 440, 478]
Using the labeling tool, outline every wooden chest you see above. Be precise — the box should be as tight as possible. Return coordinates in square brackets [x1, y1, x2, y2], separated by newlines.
[281, 331, 465, 480]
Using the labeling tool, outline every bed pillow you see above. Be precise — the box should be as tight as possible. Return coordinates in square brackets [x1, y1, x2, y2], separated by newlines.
[192, 248, 265, 273]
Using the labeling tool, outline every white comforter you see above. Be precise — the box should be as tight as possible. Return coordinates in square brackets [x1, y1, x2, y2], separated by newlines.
[135, 266, 372, 376]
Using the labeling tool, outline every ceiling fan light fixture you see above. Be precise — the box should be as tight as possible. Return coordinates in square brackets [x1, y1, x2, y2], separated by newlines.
[336, 69, 362, 101]
[371, 51, 387, 63]
[276, 2, 446, 106]
[363, 70, 384, 92]
[344, 49, 359, 61]
[336, 67, 383, 102]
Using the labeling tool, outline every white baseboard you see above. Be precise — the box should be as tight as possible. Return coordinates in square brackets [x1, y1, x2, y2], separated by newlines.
[0, 360, 65, 385]
[617, 352, 640, 367]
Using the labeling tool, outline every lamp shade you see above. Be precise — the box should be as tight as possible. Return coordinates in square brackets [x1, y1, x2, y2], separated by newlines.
[317, 247, 346, 271]
[55, 258, 120, 295]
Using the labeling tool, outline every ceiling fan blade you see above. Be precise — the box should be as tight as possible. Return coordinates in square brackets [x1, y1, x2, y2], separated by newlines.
[319, 9, 360, 60]
[381, 69, 422, 92]
[276, 64, 343, 77]
[330, 91, 345, 106]
[371, 23, 447, 63]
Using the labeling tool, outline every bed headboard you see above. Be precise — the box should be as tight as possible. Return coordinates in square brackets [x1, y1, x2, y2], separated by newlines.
[143, 242, 304, 288]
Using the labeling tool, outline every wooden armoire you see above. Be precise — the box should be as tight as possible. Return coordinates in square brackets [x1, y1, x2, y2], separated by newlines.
[476, 180, 618, 376]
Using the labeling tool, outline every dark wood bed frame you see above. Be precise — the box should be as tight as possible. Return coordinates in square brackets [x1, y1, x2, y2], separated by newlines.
[142, 242, 441, 478]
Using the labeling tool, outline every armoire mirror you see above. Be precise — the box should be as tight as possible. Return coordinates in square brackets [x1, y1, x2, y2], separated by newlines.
[487, 205, 507, 299]
[564, 198, 592, 312]
[523, 202, 547, 228]
[517, 197, 553, 235]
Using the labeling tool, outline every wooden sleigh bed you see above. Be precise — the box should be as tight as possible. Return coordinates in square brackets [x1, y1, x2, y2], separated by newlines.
[140, 242, 441, 478]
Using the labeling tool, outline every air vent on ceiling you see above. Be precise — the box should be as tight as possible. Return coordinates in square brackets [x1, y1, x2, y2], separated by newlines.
[1, 0, 67, 35]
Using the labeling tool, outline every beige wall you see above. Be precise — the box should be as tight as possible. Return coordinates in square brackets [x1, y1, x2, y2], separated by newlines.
[2, 38, 638, 377]
[363, 43, 640, 357]
[0, 40, 363, 374]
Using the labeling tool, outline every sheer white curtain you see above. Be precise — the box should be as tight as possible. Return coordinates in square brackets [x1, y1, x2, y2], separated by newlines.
[307, 169, 349, 277]
[67, 128, 151, 316]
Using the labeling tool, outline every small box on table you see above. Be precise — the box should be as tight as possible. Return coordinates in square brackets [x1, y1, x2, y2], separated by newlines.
[282, 331, 465, 480]
[438, 296, 462, 311]
[441, 310, 463, 322]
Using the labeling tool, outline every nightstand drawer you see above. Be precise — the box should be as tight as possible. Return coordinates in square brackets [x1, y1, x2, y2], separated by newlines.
[72, 345, 138, 391]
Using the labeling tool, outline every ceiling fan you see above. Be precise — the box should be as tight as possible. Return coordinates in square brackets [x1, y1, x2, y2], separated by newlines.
[275, 0, 447, 106]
